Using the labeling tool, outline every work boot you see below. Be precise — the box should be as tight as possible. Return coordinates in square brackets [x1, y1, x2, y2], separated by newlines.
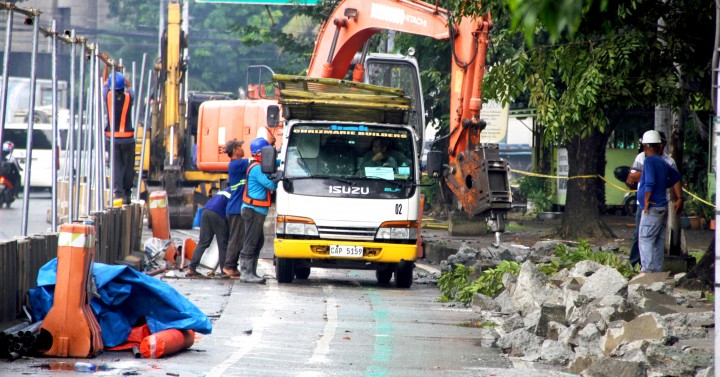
[240, 257, 265, 284]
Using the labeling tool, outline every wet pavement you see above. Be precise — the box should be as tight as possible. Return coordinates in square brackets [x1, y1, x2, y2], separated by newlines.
[2, 258, 575, 376]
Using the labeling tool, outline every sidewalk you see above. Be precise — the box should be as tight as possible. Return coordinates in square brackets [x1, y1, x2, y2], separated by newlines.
[420, 212, 714, 264]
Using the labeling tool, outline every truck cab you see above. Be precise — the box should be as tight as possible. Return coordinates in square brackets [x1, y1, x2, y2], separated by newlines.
[274, 120, 421, 288]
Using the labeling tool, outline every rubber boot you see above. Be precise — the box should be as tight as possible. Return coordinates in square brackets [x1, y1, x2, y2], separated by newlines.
[240, 257, 266, 284]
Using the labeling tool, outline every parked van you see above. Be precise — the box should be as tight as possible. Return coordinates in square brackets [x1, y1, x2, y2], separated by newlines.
[2, 123, 67, 190]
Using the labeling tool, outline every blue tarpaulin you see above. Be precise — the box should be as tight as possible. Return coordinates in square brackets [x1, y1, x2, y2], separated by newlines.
[28, 259, 212, 348]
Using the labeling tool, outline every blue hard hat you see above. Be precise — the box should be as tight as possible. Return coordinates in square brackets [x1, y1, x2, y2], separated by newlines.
[107, 72, 125, 90]
[250, 137, 270, 155]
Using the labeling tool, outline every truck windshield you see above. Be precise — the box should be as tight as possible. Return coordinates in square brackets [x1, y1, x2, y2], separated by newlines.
[285, 124, 414, 182]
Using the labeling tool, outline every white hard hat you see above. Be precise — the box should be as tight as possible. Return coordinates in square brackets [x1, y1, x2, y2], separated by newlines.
[641, 130, 662, 144]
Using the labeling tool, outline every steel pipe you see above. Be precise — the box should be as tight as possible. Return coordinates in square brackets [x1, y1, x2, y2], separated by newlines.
[0, 11, 14, 153]
[20, 13, 40, 236]
[75, 38, 87, 218]
[67, 29, 76, 223]
[50, 20, 58, 231]
[136, 69, 153, 202]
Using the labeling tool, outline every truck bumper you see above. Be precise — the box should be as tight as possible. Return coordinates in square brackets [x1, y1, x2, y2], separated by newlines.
[274, 238, 417, 263]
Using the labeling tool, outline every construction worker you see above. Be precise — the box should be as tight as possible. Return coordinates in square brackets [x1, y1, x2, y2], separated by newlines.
[223, 139, 249, 278]
[186, 189, 231, 277]
[239, 137, 281, 284]
[103, 72, 135, 204]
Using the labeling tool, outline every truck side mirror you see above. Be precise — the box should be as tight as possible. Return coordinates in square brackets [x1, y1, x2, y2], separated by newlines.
[267, 105, 280, 128]
[261, 145, 277, 174]
[426, 150, 442, 178]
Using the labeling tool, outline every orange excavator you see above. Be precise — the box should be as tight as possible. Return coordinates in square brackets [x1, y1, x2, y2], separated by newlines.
[198, 0, 511, 239]
[306, 0, 512, 238]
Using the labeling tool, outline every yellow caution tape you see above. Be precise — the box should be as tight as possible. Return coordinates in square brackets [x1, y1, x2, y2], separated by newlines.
[509, 169, 596, 180]
[596, 175, 636, 193]
[683, 188, 716, 208]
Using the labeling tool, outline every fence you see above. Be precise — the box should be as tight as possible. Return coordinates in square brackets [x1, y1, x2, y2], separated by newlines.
[0, 203, 144, 324]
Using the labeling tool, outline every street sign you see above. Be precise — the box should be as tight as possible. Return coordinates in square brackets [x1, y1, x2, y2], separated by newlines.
[195, 0, 318, 5]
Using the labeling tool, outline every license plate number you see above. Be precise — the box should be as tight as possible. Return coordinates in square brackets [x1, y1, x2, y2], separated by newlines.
[329, 245, 364, 258]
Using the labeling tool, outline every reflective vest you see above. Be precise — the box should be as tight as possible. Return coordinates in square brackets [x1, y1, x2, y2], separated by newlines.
[242, 162, 272, 207]
[105, 91, 134, 138]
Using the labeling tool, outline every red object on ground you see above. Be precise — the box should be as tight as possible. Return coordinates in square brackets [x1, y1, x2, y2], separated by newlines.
[105, 324, 151, 351]
[139, 329, 195, 358]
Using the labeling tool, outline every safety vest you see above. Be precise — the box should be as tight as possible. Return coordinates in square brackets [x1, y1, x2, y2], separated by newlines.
[105, 91, 134, 138]
[242, 162, 271, 207]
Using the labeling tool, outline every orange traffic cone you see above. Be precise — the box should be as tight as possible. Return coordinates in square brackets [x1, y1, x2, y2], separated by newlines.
[40, 222, 103, 357]
[149, 191, 176, 264]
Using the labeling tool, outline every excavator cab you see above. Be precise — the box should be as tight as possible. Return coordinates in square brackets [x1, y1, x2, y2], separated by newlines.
[363, 54, 425, 154]
[247, 65, 278, 100]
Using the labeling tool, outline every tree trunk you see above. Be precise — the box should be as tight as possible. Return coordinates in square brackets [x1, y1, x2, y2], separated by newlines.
[677, 239, 715, 290]
[557, 130, 615, 240]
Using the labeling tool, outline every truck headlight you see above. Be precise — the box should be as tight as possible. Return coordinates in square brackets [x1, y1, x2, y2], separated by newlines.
[375, 221, 418, 241]
[276, 215, 319, 237]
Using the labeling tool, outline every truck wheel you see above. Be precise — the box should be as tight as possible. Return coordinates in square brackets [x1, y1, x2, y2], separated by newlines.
[375, 269, 393, 285]
[394, 261, 414, 288]
[295, 266, 311, 279]
[275, 257, 295, 283]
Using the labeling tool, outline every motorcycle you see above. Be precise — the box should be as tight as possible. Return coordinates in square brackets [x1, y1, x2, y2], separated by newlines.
[0, 160, 16, 208]
[613, 165, 637, 216]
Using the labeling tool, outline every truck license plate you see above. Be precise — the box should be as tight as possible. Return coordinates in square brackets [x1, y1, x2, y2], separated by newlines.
[329, 245, 364, 258]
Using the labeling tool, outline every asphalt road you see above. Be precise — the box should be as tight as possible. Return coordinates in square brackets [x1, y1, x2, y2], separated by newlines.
[0, 189, 55, 239]
[2, 262, 575, 377]
[0, 195, 579, 376]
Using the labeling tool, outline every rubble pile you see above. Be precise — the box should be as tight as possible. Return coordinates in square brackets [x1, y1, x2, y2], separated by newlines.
[439, 242, 714, 376]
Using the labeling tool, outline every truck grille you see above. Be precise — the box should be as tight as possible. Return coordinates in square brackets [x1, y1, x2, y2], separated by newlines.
[316, 225, 376, 241]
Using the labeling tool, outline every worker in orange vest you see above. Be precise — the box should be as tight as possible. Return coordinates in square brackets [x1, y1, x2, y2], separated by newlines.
[103, 72, 135, 205]
[239, 138, 281, 284]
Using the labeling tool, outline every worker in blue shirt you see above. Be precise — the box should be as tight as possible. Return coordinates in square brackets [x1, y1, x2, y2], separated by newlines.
[186, 189, 231, 277]
[637, 130, 683, 274]
[239, 137, 282, 284]
[223, 139, 249, 278]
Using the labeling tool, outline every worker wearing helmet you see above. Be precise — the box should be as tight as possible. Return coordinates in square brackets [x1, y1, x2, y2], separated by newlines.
[238, 137, 281, 284]
[1, 141, 22, 199]
[103, 72, 136, 205]
[222, 138, 249, 278]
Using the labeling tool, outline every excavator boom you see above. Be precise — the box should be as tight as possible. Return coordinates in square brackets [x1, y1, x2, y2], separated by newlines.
[308, 0, 511, 233]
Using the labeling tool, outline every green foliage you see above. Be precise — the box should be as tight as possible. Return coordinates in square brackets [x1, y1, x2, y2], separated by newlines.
[518, 175, 552, 213]
[438, 239, 643, 304]
[438, 261, 520, 304]
[538, 240, 639, 279]
[104, 0, 309, 92]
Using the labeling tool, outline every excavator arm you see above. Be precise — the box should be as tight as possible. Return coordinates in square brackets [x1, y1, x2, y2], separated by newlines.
[308, 0, 511, 235]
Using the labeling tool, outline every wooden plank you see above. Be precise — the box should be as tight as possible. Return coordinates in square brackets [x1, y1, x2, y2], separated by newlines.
[273, 74, 406, 96]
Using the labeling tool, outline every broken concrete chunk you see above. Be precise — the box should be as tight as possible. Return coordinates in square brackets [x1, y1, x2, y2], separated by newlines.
[471, 292, 501, 313]
[603, 312, 667, 355]
[628, 271, 670, 285]
[645, 343, 713, 377]
[533, 303, 567, 337]
[540, 339, 574, 365]
[581, 357, 646, 377]
[501, 313, 525, 333]
[511, 261, 564, 315]
[579, 266, 628, 300]
[497, 328, 543, 357]
[570, 260, 604, 277]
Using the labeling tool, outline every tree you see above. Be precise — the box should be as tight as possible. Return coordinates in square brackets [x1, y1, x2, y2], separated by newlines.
[103, 0, 307, 93]
[475, 0, 714, 240]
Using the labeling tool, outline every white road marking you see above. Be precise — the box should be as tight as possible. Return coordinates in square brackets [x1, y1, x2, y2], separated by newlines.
[206, 278, 279, 377]
[309, 286, 337, 364]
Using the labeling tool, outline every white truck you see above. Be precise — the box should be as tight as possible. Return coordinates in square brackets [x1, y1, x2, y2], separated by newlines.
[266, 76, 424, 288]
